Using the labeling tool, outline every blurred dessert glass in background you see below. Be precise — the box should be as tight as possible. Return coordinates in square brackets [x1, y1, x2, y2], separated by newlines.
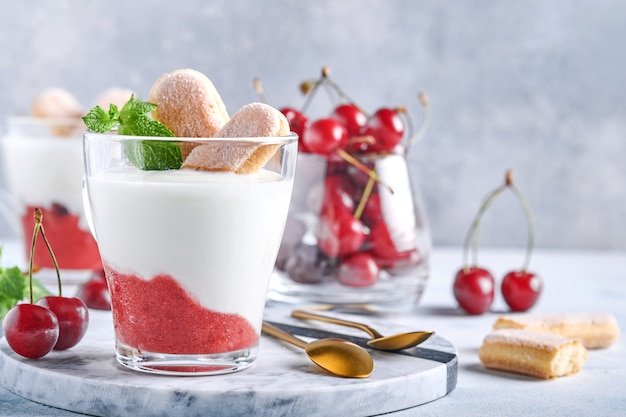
[0, 88, 133, 283]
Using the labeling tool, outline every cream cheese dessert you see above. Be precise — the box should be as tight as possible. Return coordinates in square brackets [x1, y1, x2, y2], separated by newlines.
[82, 69, 296, 374]
[87, 166, 294, 354]
[1, 117, 101, 272]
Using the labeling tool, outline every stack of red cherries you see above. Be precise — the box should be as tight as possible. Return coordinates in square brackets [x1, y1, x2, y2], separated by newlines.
[273, 67, 430, 288]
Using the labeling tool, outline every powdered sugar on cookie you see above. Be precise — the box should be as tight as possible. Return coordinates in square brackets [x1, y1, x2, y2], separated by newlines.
[181, 141, 258, 172]
[215, 102, 289, 138]
[181, 102, 290, 173]
[149, 69, 229, 138]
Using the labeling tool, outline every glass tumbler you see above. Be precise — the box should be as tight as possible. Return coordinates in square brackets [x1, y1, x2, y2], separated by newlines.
[269, 151, 431, 311]
[0, 117, 102, 282]
[83, 132, 297, 375]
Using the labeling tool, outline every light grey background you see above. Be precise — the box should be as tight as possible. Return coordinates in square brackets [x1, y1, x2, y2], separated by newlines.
[0, 0, 624, 250]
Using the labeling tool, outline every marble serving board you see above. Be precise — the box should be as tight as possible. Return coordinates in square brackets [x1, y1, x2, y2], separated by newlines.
[0, 309, 457, 417]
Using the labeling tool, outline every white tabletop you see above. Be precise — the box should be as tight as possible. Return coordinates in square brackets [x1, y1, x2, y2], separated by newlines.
[1, 241, 624, 416]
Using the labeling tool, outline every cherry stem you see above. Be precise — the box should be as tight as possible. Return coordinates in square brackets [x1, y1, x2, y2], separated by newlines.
[508, 176, 535, 271]
[40, 225, 62, 297]
[299, 79, 323, 115]
[462, 184, 506, 269]
[300, 66, 365, 116]
[406, 92, 431, 151]
[324, 77, 361, 112]
[299, 67, 332, 114]
[253, 78, 267, 104]
[28, 211, 41, 304]
[347, 135, 376, 148]
[353, 176, 376, 220]
[462, 170, 535, 272]
[33, 208, 63, 297]
[336, 149, 394, 194]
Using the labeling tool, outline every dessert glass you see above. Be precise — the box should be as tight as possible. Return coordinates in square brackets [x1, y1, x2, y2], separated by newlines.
[269, 152, 431, 311]
[83, 132, 297, 375]
[0, 117, 102, 282]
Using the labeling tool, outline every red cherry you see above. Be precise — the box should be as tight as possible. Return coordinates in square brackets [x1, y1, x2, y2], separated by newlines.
[317, 209, 366, 258]
[36, 296, 89, 350]
[76, 272, 111, 310]
[302, 118, 348, 156]
[366, 221, 421, 274]
[284, 244, 333, 284]
[368, 221, 395, 259]
[372, 248, 421, 275]
[361, 192, 383, 226]
[453, 267, 495, 315]
[335, 215, 367, 256]
[337, 252, 380, 287]
[501, 271, 542, 312]
[360, 108, 404, 152]
[323, 175, 356, 214]
[281, 107, 309, 152]
[2, 304, 59, 358]
[331, 104, 367, 137]
[326, 159, 350, 176]
[316, 212, 341, 257]
[345, 160, 376, 188]
[368, 221, 412, 259]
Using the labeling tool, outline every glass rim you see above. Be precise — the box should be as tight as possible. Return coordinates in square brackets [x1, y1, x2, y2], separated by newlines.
[84, 129, 299, 144]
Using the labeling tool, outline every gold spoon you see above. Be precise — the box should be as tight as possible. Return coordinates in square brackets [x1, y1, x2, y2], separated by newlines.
[261, 321, 373, 378]
[291, 310, 434, 351]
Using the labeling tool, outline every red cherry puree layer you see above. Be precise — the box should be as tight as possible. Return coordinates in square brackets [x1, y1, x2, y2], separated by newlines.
[105, 266, 258, 355]
[22, 204, 102, 270]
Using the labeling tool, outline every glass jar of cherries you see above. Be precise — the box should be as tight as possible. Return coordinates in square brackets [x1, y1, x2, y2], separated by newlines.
[267, 68, 432, 311]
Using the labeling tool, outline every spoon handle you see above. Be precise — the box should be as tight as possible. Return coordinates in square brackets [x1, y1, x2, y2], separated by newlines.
[291, 310, 383, 339]
[261, 321, 308, 350]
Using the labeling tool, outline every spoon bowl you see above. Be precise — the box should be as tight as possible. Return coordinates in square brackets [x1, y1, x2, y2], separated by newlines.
[261, 321, 373, 378]
[291, 310, 434, 351]
[365, 331, 434, 351]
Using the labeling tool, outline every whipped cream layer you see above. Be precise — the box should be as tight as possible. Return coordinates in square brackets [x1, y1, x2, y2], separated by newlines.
[87, 167, 293, 328]
[2, 133, 86, 223]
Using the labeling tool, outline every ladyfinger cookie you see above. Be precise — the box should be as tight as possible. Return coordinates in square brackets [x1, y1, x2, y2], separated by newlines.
[149, 68, 229, 137]
[32, 87, 84, 119]
[182, 102, 290, 174]
[479, 329, 588, 379]
[31, 88, 85, 137]
[94, 87, 135, 110]
[180, 140, 259, 172]
[216, 102, 290, 174]
[493, 312, 620, 349]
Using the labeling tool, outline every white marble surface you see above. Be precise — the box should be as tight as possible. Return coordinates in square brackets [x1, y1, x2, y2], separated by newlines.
[1, 244, 625, 416]
[0, 310, 456, 417]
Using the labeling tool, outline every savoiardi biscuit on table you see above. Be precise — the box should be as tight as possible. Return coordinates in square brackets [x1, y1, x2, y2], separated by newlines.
[493, 312, 620, 349]
[478, 329, 588, 379]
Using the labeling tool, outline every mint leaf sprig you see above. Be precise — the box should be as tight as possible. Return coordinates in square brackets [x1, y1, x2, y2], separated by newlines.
[82, 95, 183, 170]
[83, 94, 175, 137]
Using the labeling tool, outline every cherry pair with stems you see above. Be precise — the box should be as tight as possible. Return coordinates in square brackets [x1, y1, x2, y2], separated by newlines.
[453, 171, 542, 315]
[3, 209, 89, 358]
